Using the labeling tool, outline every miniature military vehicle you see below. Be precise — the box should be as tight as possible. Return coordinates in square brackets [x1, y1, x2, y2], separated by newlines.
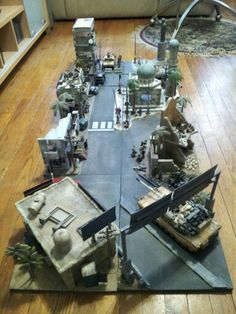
[102, 52, 116, 70]
[94, 71, 105, 85]
[89, 85, 99, 95]
[138, 166, 221, 252]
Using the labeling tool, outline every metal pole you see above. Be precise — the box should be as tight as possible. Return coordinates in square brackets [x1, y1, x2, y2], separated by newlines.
[106, 227, 112, 268]
[176, 0, 180, 28]
[121, 230, 128, 262]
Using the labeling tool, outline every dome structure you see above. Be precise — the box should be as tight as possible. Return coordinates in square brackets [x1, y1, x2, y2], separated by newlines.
[169, 39, 179, 48]
[137, 63, 155, 81]
[53, 228, 72, 254]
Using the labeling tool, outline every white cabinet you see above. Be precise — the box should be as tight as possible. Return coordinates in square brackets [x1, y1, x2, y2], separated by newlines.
[0, 0, 49, 85]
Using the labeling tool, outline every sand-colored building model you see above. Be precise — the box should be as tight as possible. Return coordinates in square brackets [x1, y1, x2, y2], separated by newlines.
[14, 177, 118, 290]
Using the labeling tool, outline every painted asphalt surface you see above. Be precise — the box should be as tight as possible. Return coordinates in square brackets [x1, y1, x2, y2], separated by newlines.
[77, 62, 232, 292]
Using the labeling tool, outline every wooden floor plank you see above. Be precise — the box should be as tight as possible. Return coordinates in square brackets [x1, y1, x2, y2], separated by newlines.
[178, 55, 236, 310]
[142, 295, 165, 314]
[119, 293, 143, 314]
[165, 295, 189, 314]
[188, 295, 213, 314]
[209, 294, 236, 314]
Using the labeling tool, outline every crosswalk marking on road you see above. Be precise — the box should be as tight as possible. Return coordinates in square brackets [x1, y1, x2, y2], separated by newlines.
[100, 121, 106, 129]
[107, 121, 113, 129]
[89, 121, 114, 131]
[92, 121, 99, 129]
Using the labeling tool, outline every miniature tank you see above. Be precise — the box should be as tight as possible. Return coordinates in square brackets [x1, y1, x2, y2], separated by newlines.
[163, 200, 214, 236]
[138, 186, 221, 252]
[102, 52, 116, 70]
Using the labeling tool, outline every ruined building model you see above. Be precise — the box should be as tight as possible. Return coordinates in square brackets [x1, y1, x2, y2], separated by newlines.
[73, 17, 97, 77]
[56, 65, 90, 117]
[57, 66, 87, 98]
[38, 112, 87, 176]
[149, 98, 196, 175]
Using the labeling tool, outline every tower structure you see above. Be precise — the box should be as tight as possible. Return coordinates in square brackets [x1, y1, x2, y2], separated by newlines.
[168, 39, 179, 68]
[72, 17, 96, 77]
[166, 39, 181, 97]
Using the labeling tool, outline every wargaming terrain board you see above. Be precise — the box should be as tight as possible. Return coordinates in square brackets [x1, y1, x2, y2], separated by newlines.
[10, 62, 232, 292]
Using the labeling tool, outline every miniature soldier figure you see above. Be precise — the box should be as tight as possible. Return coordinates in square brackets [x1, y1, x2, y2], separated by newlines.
[136, 154, 143, 163]
[118, 74, 122, 94]
[131, 145, 137, 158]
[116, 107, 121, 116]
[84, 139, 88, 150]
[125, 99, 129, 122]
[139, 145, 145, 159]
[140, 140, 147, 149]
[115, 107, 121, 124]
[158, 171, 163, 181]
[96, 58, 101, 69]
[124, 120, 129, 128]
[139, 145, 144, 152]
[117, 55, 122, 68]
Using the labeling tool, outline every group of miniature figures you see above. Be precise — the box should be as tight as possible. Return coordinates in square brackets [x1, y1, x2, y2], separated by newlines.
[131, 140, 147, 163]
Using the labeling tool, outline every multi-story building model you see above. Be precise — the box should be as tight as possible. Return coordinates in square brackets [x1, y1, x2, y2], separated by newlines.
[72, 17, 97, 77]
[38, 112, 83, 176]
[14, 177, 118, 290]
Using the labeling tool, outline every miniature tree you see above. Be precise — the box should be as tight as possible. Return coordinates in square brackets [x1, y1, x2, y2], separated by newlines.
[59, 92, 74, 103]
[51, 92, 74, 118]
[176, 95, 192, 112]
[75, 58, 86, 69]
[51, 99, 69, 118]
[128, 78, 139, 114]
[6, 243, 44, 279]
[166, 68, 183, 97]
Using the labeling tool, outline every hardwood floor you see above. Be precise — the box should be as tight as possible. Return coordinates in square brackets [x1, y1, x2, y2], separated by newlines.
[1, 4, 236, 314]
